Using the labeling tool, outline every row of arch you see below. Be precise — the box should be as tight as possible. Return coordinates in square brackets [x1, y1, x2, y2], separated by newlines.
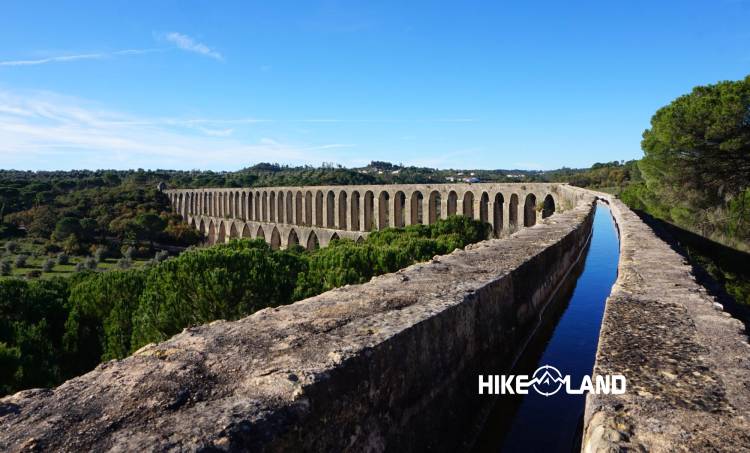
[193, 217, 363, 250]
[169, 186, 559, 237]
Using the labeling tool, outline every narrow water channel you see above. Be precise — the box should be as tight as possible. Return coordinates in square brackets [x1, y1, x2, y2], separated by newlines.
[474, 202, 620, 452]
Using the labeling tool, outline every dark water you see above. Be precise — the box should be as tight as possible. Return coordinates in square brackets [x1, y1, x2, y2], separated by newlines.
[474, 202, 620, 453]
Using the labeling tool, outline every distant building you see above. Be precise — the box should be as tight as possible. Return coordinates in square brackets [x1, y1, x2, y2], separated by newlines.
[463, 177, 480, 183]
[156, 182, 167, 192]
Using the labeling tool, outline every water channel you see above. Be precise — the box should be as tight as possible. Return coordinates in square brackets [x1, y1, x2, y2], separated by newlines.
[474, 202, 620, 452]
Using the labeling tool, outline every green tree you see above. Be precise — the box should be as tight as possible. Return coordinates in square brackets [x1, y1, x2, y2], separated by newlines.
[135, 213, 167, 249]
[639, 75, 750, 246]
[52, 217, 82, 242]
[130, 240, 305, 349]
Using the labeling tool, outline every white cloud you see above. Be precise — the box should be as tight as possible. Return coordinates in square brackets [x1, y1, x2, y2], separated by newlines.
[0, 49, 162, 67]
[0, 91, 348, 170]
[197, 127, 233, 137]
[164, 32, 223, 61]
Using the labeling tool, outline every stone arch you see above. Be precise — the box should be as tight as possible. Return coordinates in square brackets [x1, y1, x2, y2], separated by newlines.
[330, 232, 340, 243]
[199, 219, 206, 236]
[306, 231, 320, 250]
[255, 191, 261, 220]
[286, 191, 294, 224]
[394, 191, 406, 228]
[542, 194, 555, 218]
[240, 192, 246, 220]
[242, 224, 252, 238]
[217, 221, 226, 244]
[410, 191, 424, 224]
[295, 191, 303, 225]
[493, 193, 504, 237]
[189, 217, 197, 229]
[270, 227, 281, 250]
[208, 220, 216, 244]
[338, 191, 348, 230]
[247, 192, 255, 220]
[305, 191, 313, 225]
[428, 191, 441, 224]
[262, 191, 268, 222]
[356, 236, 365, 244]
[288, 229, 300, 248]
[326, 191, 336, 228]
[524, 193, 537, 227]
[364, 191, 375, 231]
[315, 191, 324, 227]
[229, 223, 239, 239]
[268, 190, 276, 222]
[463, 192, 475, 218]
[378, 191, 390, 229]
[479, 192, 489, 224]
[256, 226, 266, 241]
[234, 191, 240, 218]
[203, 193, 208, 215]
[228, 192, 234, 218]
[509, 194, 519, 230]
[447, 191, 458, 216]
[350, 191, 360, 231]
[277, 191, 284, 223]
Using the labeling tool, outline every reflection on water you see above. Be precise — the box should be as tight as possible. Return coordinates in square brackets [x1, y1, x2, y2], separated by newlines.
[474, 202, 620, 453]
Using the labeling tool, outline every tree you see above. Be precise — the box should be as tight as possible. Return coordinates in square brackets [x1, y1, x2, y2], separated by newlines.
[42, 259, 55, 273]
[639, 75, 750, 245]
[0, 260, 10, 276]
[52, 217, 82, 242]
[135, 213, 166, 248]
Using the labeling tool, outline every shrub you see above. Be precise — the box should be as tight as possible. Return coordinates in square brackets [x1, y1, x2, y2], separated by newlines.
[94, 247, 106, 263]
[56, 253, 69, 265]
[123, 246, 134, 260]
[5, 241, 19, 254]
[42, 259, 54, 273]
[74, 262, 85, 272]
[14, 254, 28, 268]
[117, 258, 132, 269]
[0, 260, 11, 276]
[84, 257, 98, 271]
[43, 243, 62, 254]
[25, 270, 42, 279]
[154, 250, 169, 262]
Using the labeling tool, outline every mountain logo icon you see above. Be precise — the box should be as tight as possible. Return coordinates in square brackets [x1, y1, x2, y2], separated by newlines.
[531, 364, 565, 396]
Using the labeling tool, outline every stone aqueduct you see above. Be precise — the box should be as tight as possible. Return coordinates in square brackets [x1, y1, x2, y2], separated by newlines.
[164, 183, 563, 249]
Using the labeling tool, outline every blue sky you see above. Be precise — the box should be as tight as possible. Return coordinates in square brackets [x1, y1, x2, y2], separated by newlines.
[1, 0, 748, 171]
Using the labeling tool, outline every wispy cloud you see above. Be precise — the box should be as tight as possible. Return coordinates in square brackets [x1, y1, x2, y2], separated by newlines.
[0, 91, 349, 170]
[163, 32, 223, 61]
[0, 32, 223, 67]
[197, 127, 233, 137]
[0, 48, 162, 67]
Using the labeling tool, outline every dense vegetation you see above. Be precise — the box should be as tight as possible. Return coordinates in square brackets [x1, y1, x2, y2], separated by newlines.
[0, 216, 487, 396]
[620, 75, 750, 251]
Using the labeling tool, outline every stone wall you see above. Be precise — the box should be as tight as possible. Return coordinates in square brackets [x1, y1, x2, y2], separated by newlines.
[581, 192, 750, 452]
[0, 188, 596, 452]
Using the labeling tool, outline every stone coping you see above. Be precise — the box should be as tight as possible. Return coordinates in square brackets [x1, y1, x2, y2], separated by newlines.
[581, 191, 750, 452]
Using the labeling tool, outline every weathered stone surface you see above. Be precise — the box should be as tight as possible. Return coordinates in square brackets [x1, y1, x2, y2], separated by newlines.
[0, 189, 595, 452]
[581, 191, 750, 452]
